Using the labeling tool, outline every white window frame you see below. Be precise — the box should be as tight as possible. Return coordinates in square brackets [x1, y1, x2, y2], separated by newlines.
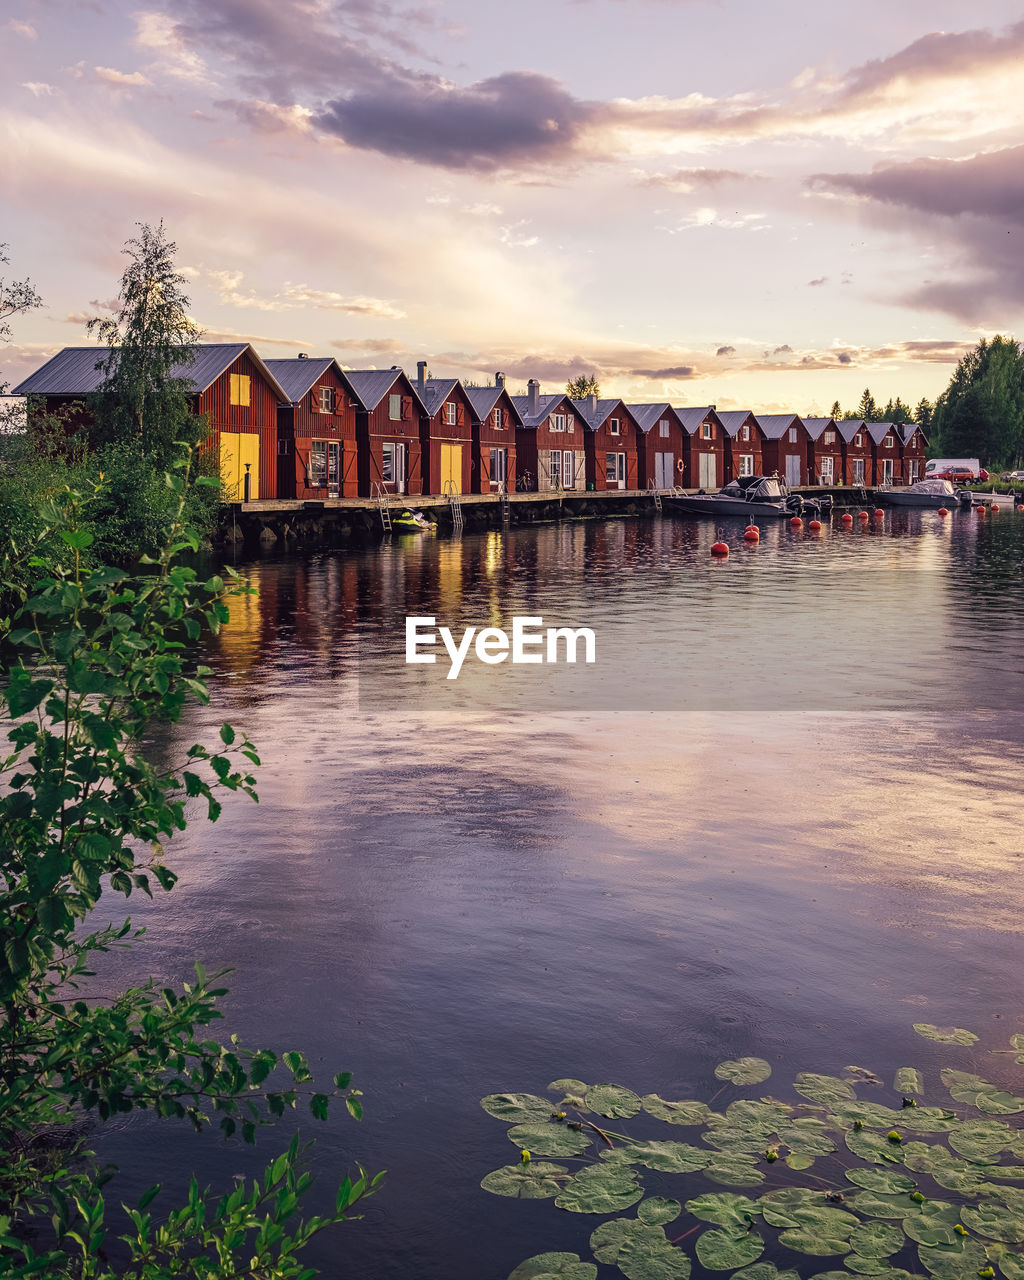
[739, 454, 754, 477]
[489, 447, 507, 485]
[741, 425, 750, 441]
[551, 413, 567, 433]
[852, 458, 865, 483]
[388, 393, 402, 421]
[820, 456, 834, 482]
[609, 417, 620, 435]
[494, 407, 503, 430]
[701, 421, 713, 439]
[549, 449, 563, 486]
[855, 433, 863, 447]
[659, 419, 670, 438]
[309, 440, 328, 487]
[788, 426, 797, 443]
[885, 435, 894, 448]
[445, 400, 457, 426]
[318, 385, 334, 413]
[824, 429, 835, 443]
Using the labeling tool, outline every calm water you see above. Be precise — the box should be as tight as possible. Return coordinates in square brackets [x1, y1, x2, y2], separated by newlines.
[94, 507, 1024, 1278]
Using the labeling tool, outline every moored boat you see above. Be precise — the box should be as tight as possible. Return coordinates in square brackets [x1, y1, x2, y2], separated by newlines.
[665, 475, 830, 518]
[879, 479, 958, 507]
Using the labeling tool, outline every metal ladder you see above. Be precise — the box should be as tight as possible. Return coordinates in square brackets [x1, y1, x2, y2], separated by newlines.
[497, 479, 510, 523]
[648, 480, 663, 512]
[372, 481, 392, 532]
[443, 479, 464, 531]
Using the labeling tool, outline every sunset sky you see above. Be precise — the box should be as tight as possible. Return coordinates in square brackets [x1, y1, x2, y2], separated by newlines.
[2, 0, 1023, 414]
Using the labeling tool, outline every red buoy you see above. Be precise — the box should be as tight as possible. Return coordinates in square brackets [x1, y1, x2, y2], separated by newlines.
[858, 511, 870, 521]
[711, 540, 729, 556]
[977, 504, 987, 515]
[992, 503, 1000, 512]
[808, 519, 822, 531]
[790, 516, 802, 527]
[938, 507, 949, 516]
[841, 512, 854, 524]
[874, 508, 884, 517]
[743, 525, 760, 541]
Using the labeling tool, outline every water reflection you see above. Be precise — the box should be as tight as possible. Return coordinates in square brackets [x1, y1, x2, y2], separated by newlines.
[92, 509, 1024, 1280]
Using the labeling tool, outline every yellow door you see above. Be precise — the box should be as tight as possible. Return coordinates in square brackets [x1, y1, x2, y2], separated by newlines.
[440, 443, 462, 495]
[219, 431, 259, 500]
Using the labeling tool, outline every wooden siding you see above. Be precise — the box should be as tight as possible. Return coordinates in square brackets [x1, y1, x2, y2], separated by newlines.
[277, 365, 359, 499]
[419, 384, 475, 495]
[516, 396, 586, 491]
[722, 414, 764, 483]
[472, 390, 519, 493]
[197, 350, 280, 501]
[872, 429, 904, 485]
[900, 428, 927, 483]
[762, 427, 808, 486]
[583, 406, 640, 491]
[807, 426, 843, 486]
[356, 374, 424, 496]
[683, 410, 725, 489]
[637, 412, 687, 488]
[841, 429, 874, 486]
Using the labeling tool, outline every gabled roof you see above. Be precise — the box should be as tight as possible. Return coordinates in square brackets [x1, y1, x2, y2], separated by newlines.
[802, 416, 837, 442]
[625, 403, 681, 434]
[569, 397, 632, 431]
[715, 410, 758, 438]
[465, 385, 523, 426]
[676, 406, 718, 434]
[899, 422, 928, 446]
[345, 368, 427, 414]
[418, 377, 461, 418]
[264, 356, 343, 404]
[754, 413, 803, 439]
[12, 343, 290, 402]
[865, 420, 898, 446]
[509, 393, 570, 428]
[835, 419, 868, 444]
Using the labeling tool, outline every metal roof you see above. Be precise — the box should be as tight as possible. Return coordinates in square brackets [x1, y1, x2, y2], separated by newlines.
[418, 377, 460, 418]
[10, 343, 286, 398]
[263, 357, 335, 403]
[835, 419, 868, 443]
[465, 386, 523, 426]
[802, 416, 837, 442]
[900, 422, 927, 445]
[676, 406, 717, 434]
[509, 393, 569, 428]
[625, 403, 679, 434]
[866, 421, 897, 446]
[715, 410, 757, 438]
[345, 368, 427, 415]
[754, 413, 803, 439]
[569, 397, 631, 431]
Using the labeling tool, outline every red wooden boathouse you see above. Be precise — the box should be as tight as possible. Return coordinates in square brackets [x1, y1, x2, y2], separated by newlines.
[264, 356, 359, 499]
[677, 407, 725, 489]
[868, 422, 904, 486]
[836, 420, 873, 485]
[346, 368, 428, 497]
[465, 374, 521, 493]
[758, 414, 808, 487]
[571, 396, 640, 491]
[628, 404, 688, 490]
[414, 362, 475, 496]
[899, 423, 928, 484]
[803, 417, 843, 487]
[510, 381, 586, 491]
[717, 410, 764, 483]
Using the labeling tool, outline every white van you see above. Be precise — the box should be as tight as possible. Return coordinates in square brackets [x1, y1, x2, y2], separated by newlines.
[925, 458, 982, 478]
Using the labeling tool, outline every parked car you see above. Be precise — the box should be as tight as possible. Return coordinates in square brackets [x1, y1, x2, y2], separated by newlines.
[1002, 470, 1024, 482]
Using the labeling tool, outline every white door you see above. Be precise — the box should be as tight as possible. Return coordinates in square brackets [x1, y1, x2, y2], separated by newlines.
[881, 458, 894, 484]
[655, 452, 673, 488]
[699, 452, 716, 488]
[785, 454, 801, 486]
[606, 452, 626, 489]
[548, 449, 562, 489]
[819, 455, 833, 484]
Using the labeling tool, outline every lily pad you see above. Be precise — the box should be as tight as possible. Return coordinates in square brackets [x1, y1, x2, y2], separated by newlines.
[550, 1078, 590, 1096]
[851, 1222, 905, 1258]
[949, 1122, 1012, 1160]
[961, 1204, 1024, 1244]
[508, 1253, 597, 1280]
[942, 1071, 997, 1108]
[703, 1126, 774, 1154]
[508, 1123, 591, 1157]
[903, 1204, 962, 1248]
[684, 1192, 760, 1230]
[726, 1100, 793, 1128]
[779, 1123, 836, 1155]
[902, 1142, 956, 1175]
[978, 1092, 1024, 1117]
[898, 1109, 959, 1134]
[705, 1152, 766, 1187]
[998, 1252, 1024, 1280]
[846, 1129, 905, 1165]
[931, 1165, 998, 1195]
[917, 1237, 986, 1279]
[591, 1220, 691, 1280]
[914, 1025, 979, 1047]
[847, 1191, 922, 1219]
[845, 1169, 917, 1195]
[555, 1164, 643, 1214]
[587, 1083, 642, 1119]
[895, 1069, 925, 1097]
[786, 1153, 816, 1170]
[483, 1093, 561, 1123]
[482, 1162, 571, 1199]
[762, 1205, 859, 1235]
[642, 1096, 712, 1126]
[845, 1256, 893, 1274]
[734, 1267, 801, 1280]
[696, 1228, 765, 1270]
[794, 1073, 858, 1106]
[603, 1141, 708, 1173]
[638, 1198, 682, 1227]
[777, 1228, 853, 1256]
[759, 1188, 829, 1213]
[715, 1057, 772, 1085]
[831, 1103, 907, 1130]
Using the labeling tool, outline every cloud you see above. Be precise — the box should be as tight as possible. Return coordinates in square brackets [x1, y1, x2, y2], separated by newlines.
[635, 167, 750, 192]
[837, 352, 853, 364]
[808, 276, 828, 286]
[628, 365, 696, 378]
[332, 337, 405, 354]
[134, 10, 210, 83]
[716, 345, 736, 357]
[194, 324, 308, 347]
[658, 208, 768, 233]
[21, 82, 53, 97]
[7, 19, 36, 38]
[95, 67, 152, 87]
[205, 270, 406, 318]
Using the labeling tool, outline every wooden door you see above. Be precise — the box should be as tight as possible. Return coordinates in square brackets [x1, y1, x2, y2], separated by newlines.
[699, 452, 716, 488]
[441, 443, 462, 494]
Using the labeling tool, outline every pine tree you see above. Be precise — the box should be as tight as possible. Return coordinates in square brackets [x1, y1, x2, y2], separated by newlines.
[882, 397, 913, 424]
[567, 374, 600, 399]
[830, 400, 841, 419]
[932, 336, 1024, 467]
[855, 388, 878, 422]
[914, 398, 934, 431]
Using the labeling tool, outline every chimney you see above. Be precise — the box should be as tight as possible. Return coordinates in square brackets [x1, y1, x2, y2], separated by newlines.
[417, 360, 427, 393]
[589, 392, 598, 412]
[298, 352, 308, 359]
[709, 403, 716, 410]
[495, 371, 505, 388]
[528, 378, 540, 415]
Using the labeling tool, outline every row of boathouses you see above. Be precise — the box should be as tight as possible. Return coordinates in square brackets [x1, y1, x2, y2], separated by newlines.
[13, 343, 929, 502]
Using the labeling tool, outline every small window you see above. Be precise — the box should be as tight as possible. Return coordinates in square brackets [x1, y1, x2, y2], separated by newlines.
[388, 393, 402, 421]
[278, 438, 290, 454]
[824, 429, 835, 443]
[885, 435, 894, 447]
[382, 442, 395, 483]
[788, 426, 797, 443]
[855, 433, 863, 447]
[741, 424, 750, 440]
[609, 417, 620, 435]
[318, 385, 334, 413]
[489, 447, 507, 484]
[552, 413, 567, 432]
[309, 440, 327, 487]
[230, 373, 250, 406]
[445, 400, 457, 426]
[494, 407, 503, 430]
[739, 454, 754, 476]
[659, 419, 669, 437]
[701, 421, 713, 439]
[853, 458, 865, 483]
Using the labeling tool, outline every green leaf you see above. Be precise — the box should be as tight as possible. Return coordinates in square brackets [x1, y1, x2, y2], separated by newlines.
[845, 1129, 906, 1165]
[642, 1096, 712, 1126]
[591, 1220, 691, 1280]
[793, 1073, 857, 1106]
[845, 1169, 917, 1195]
[705, 1152, 766, 1187]
[961, 1204, 1024, 1244]
[507, 1252, 597, 1280]
[219, 722, 236, 745]
[734, 1266, 801, 1280]
[850, 1222, 904, 1258]
[59, 528, 94, 549]
[776, 1229, 853, 1257]
[714, 1058, 772, 1085]
[847, 1191, 922, 1219]
[550, 1078, 590, 1096]
[507, 1124, 590, 1158]
[903, 1204, 963, 1247]
[917, 1237, 987, 1279]
[895, 1068, 924, 1096]
[554, 1164, 643, 1214]
[586, 1084, 642, 1118]
[685, 1193, 760, 1230]
[638, 1198, 682, 1227]
[603, 1141, 708, 1173]
[696, 1229, 764, 1270]
[481, 1163, 570, 1199]
[998, 1252, 1024, 1280]
[844, 1257, 892, 1274]
[915, 1024, 979, 1047]
[482, 1093, 559, 1124]
[830, 1103, 906, 1130]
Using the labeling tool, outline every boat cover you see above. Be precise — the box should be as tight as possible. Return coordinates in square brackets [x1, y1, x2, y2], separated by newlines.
[902, 479, 956, 496]
[719, 476, 784, 501]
